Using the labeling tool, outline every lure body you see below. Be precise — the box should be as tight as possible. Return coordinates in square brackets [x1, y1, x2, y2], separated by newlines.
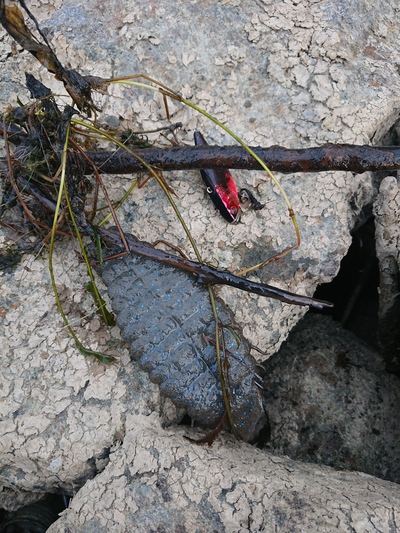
[194, 131, 241, 223]
[98, 245, 267, 442]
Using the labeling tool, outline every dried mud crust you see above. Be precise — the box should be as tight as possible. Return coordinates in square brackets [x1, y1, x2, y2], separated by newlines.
[98, 250, 267, 442]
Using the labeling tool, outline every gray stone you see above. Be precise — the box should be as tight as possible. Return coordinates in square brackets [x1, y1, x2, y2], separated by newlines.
[264, 314, 400, 483]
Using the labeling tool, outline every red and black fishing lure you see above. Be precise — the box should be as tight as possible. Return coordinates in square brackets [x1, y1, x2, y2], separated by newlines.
[194, 131, 241, 223]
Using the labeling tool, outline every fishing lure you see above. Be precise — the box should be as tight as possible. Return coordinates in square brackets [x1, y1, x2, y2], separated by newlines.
[194, 131, 241, 223]
[97, 241, 267, 442]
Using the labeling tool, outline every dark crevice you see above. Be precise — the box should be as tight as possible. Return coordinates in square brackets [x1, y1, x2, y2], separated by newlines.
[312, 113, 400, 376]
[0, 493, 71, 532]
[312, 216, 380, 350]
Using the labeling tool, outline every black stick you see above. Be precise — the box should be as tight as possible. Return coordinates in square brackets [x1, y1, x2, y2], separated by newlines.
[97, 228, 333, 310]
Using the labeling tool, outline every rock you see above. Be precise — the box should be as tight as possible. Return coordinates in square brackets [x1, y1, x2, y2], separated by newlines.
[263, 314, 400, 483]
[47, 418, 400, 533]
[2, 0, 392, 357]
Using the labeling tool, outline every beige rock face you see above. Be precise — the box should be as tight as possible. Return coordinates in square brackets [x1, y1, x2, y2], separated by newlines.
[48, 418, 400, 533]
[1, 0, 400, 530]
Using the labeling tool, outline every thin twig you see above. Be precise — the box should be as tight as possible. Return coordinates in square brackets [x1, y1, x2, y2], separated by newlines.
[96, 227, 333, 310]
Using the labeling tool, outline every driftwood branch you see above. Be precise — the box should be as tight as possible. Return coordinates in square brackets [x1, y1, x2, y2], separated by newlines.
[83, 144, 400, 175]
[1, 121, 400, 174]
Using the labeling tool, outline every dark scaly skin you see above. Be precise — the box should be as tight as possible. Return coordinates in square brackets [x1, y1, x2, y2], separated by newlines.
[98, 251, 267, 442]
